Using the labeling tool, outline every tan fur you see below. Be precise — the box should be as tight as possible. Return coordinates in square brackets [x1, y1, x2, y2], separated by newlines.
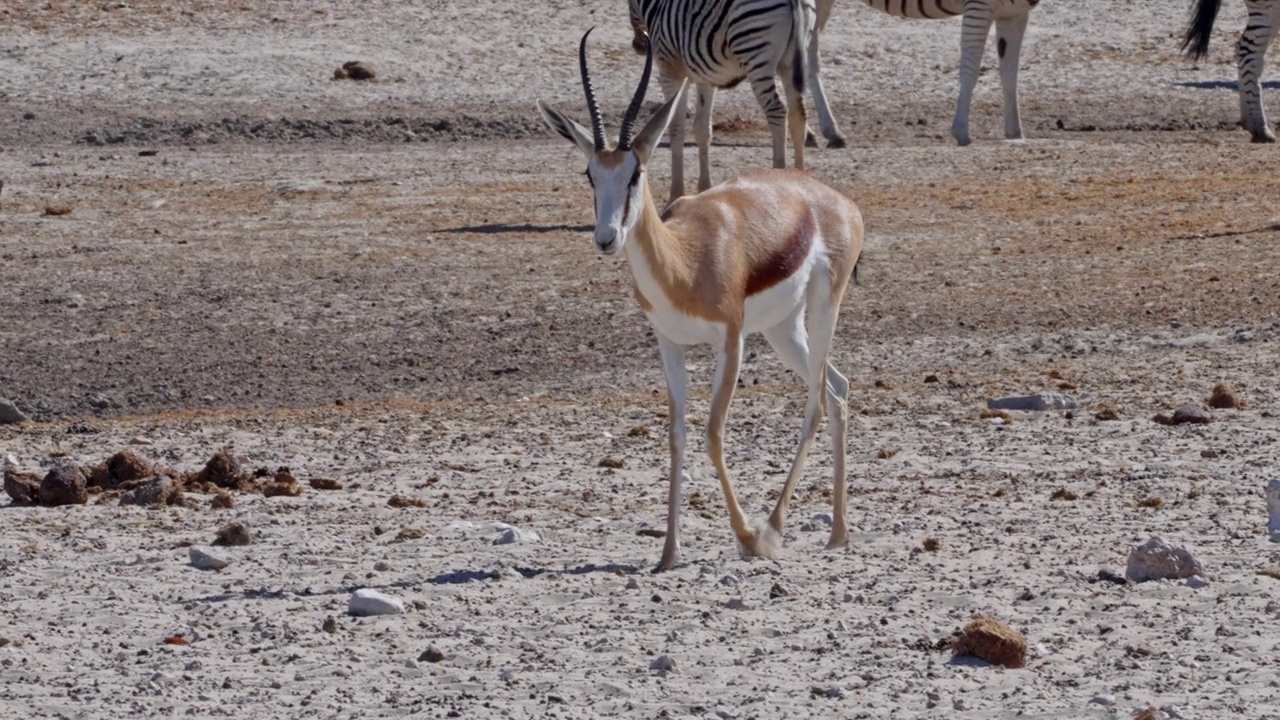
[629, 169, 862, 323]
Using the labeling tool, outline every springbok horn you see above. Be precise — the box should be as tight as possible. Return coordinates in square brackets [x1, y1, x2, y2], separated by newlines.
[579, 27, 607, 151]
[618, 32, 654, 150]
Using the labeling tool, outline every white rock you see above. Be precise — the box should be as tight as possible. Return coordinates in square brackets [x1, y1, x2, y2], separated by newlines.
[1184, 575, 1209, 588]
[987, 393, 1077, 411]
[188, 546, 233, 570]
[1267, 478, 1280, 541]
[1125, 536, 1206, 582]
[810, 512, 834, 528]
[649, 655, 677, 674]
[492, 523, 539, 545]
[348, 588, 405, 616]
[1090, 694, 1116, 706]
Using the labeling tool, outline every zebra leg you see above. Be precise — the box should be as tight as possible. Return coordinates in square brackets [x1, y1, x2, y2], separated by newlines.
[782, 66, 808, 171]
[807, 22, 848, 149]
[995, 9, 1029, 141]
[747, 75, 789, 170]
[953, 0, 996, 146]
[662, 76, 691, 200]
[1238, 0, 1280, 143]
[693, 84, 716, 193]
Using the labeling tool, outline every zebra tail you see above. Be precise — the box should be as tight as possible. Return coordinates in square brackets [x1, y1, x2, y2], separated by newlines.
[790, 0, 807, 95]
[1181, 0, 1222, 60]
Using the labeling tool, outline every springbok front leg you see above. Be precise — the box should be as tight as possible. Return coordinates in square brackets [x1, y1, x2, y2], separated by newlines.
[707, 326, 769, 558]
[656, 333, 690, 571]
[953, 3, 995, 146]
[995, 10, 1029, 141]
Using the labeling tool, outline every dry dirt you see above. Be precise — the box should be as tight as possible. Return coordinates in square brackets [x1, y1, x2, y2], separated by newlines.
[1, 1, 1279, 718]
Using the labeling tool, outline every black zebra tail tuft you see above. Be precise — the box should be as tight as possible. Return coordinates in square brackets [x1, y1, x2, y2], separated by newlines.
[1182, 0, 1222, 60]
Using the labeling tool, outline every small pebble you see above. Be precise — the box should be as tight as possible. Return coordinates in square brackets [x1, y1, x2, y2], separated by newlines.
[1184, 575, 1209, 589]
[419, 647, 446, 663]
[1090, 694, 1116, 706]
[725, 597, 750, 610]
[374, 560, 392, 572]
[321, 616, 338, 634]
[625, 577, 640, 590]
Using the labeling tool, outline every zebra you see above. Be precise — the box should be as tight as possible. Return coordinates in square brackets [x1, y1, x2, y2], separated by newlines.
[626, 0, 817, 200]
[855, 0, 1042, 146]
[1182, 0, 1280, 143]
[630, 0, 847, 150]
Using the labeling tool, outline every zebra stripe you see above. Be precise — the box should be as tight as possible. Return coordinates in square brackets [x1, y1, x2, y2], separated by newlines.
[628, 0, 816, 200]
[1183, 0, 1280, 142]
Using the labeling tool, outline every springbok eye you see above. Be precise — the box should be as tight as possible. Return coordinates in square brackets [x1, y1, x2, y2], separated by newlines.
[628, 166, 641, 188]
[584, 169, 594, 188]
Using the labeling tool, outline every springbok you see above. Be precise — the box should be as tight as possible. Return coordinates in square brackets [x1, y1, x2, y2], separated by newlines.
[537, 29, 865, 571]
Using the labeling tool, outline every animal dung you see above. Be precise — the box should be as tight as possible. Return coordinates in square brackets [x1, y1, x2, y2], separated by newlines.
[333, 61, 376, 81]
[1207, 383, 1243, 409]
[950, 616, 1027, 669]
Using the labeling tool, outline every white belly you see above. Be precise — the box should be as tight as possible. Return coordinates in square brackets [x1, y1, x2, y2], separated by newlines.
[627, 237, 820, 348]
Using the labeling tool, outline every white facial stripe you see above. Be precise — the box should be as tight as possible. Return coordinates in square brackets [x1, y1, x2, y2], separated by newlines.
[588, 154, 642, 251]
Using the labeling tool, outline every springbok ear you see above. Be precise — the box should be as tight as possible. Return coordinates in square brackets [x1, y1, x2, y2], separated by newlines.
[537, 100, 598, 157]
[630, 81, 687, 162]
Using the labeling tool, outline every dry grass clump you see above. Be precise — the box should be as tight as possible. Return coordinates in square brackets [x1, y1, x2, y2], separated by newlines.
[44, 203, 73, 216]
[1137, 496, 1165, 508]
[876, 447, 900, 460]
[1207, 383, 1243, 409]
[950, 615, 1027, 669]
[1050, 488, 1079, 501]
[979, 408, 1013, 423]
[309, 477, 343, 490]
[1094, 404, 1120, 421]
[921, 537, 941, 552]
[388, 494, 427, 508]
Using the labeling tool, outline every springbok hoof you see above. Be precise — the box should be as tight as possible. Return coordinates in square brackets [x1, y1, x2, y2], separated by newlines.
[825, 531, 849, 551]
[804, 129, 820, 148]
[736, 521, 782, 561]
[826, 135, 848, 149]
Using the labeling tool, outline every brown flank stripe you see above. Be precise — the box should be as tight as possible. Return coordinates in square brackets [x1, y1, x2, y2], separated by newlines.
[746, 211, 812, 297]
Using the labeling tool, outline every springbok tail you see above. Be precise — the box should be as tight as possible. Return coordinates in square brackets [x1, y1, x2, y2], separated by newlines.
[1182, 0, 1222, 60]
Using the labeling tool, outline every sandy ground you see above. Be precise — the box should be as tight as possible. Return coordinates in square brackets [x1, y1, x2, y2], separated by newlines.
[2, 1, 1280, 718]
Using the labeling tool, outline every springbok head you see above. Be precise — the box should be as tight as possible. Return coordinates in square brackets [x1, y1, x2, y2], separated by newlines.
[537, 28, 685, 255]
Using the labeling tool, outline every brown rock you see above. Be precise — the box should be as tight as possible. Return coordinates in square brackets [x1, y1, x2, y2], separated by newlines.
[262, 468, 303, 497]
[309, 477, 343, 491]
[89, 450, 156, 490]
[1094, 405, 1120, 421]
[950, 615, 1027, 669]
[40, 461, 88, 506]
[213, 521, 253, 546]
[210, 491, 235, 509]
[192, 452, 252, 491]
[44, 203, 73, 216]
[1207, 383, 1243, 409]
[4, 469, 42, 504]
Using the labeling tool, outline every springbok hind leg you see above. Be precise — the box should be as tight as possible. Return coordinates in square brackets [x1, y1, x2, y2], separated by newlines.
[823, 361, 850, 549]
[760, 302, 842, 546]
